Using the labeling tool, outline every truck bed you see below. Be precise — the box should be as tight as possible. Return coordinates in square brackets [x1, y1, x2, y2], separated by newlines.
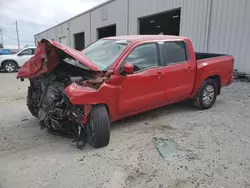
[194, 52, 234, 94]
[195, 52, 227, 60]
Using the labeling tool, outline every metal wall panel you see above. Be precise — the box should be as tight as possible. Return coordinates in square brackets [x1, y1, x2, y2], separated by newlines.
[47, 27, 57, 41]
[34, 32, 47, 45]
[69, 12, 91, 48]
[90, 0, 128, 42]
[55, 21, 70, 46]
[34, 0, 250, 74]
[207, 0, 250, 73]
[128, 0, 210, 52]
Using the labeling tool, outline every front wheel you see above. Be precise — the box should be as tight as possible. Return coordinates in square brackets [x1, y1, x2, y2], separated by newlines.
[3, 61, 17, 72]
[86, 105, 110, 148]
[193, 79, 218, 110]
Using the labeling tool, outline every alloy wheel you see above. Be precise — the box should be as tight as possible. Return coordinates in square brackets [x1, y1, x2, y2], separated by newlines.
[5, 62, 16, 72]
[202, 85, 215, 105]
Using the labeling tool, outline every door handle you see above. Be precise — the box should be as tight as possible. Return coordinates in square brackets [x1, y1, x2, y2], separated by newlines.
[156, 72, 164, 79]
[187, 66, 192, 72]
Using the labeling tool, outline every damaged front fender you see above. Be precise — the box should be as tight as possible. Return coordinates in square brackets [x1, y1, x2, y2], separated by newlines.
[64, 82, 116, 107]
[64, 80, 121, 122]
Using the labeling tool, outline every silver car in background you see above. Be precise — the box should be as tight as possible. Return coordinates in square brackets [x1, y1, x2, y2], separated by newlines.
[0, 47, 36, 72]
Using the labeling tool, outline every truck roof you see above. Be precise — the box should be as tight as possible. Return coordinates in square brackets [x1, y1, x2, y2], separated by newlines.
[105, 35, 188, 42]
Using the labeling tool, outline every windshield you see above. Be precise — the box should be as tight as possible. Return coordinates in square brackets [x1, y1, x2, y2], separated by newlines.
[82, 39, 130, 70]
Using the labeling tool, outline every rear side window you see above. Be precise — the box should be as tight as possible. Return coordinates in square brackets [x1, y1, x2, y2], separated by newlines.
[164, 42, 187, 65]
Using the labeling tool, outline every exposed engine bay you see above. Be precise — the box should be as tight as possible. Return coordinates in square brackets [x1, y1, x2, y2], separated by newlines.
[27, 61, 94, 149]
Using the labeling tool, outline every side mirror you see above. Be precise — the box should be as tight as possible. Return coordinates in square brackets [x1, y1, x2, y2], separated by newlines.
[17, 53, 22, 56]
[123, 63, 134, 74]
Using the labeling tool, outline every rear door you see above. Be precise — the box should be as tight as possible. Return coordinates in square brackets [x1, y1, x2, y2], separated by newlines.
[161, 41, 196, 102]
[118, 43, 166, 117]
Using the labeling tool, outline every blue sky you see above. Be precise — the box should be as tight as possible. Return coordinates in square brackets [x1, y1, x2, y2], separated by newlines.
[0, 0, 106, 47]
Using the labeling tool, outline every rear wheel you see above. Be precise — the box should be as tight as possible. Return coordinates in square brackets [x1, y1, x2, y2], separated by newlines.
[3, 61, 17, 72]
[87, 105, 110, 148]
[193, 79, 218, 109]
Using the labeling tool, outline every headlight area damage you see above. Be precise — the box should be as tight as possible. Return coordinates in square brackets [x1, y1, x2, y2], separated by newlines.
[17, 39, 113, 149]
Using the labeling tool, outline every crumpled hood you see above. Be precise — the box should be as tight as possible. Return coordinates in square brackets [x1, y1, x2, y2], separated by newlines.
[17, 39, 99, 79]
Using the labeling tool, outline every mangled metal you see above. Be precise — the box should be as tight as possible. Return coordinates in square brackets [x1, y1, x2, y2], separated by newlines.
[18, 39, 111, 149]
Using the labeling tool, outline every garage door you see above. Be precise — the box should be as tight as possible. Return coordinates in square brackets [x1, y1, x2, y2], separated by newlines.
[139, 9, 181, 36]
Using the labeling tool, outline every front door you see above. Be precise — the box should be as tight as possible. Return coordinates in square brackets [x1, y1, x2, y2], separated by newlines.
[118, 43, 166, 117]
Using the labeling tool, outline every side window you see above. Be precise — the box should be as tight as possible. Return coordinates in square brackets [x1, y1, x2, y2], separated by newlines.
[124, 43, 158, 72]
[164, 42, 187, 65]
[19, 49, 33, 56]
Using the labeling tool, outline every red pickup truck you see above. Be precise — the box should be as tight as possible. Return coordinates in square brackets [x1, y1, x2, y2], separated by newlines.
[17, 35, 234, 149]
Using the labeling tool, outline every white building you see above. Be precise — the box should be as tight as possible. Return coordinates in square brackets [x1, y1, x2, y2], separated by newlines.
[34, 0, 250, 75]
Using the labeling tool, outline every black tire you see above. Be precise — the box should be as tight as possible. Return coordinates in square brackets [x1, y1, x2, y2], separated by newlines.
[87, 105, 110, 148]
[27, 86, 39, 118]
[3, 61, 17, 72]
[193, 79, 218, 110]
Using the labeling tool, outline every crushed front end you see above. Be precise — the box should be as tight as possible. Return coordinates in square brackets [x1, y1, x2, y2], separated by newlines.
[27, 69, 88, 149]
[18, 39, 111, 149]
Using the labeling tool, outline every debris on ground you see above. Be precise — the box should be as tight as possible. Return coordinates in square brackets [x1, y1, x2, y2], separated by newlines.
[152, 137, 178, 160]
[1, 74, 250, 188]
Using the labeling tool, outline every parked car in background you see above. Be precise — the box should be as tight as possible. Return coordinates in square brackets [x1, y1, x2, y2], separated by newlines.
[0, 47, 36, 72]
[17, 36, 234, 149]
[0, 49, 12, 55]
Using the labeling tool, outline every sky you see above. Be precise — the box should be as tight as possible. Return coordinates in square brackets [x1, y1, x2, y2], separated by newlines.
[0, 0, 107, 48]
